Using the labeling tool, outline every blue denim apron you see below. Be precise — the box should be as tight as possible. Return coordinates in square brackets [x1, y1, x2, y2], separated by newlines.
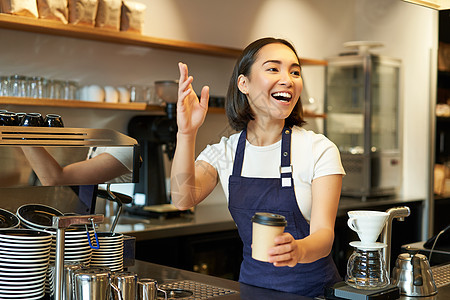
[228, 127, 341, 297]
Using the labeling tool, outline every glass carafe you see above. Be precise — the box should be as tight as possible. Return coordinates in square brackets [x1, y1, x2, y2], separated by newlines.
[346, 247, 389, 290]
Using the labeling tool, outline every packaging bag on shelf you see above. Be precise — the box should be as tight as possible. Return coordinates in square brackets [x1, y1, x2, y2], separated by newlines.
[438, 42, 450, 72]
[1, 0, 39, 18]
[68, 0, 99, 26]
[120, 0, 146, 33]
[37, 0, 69, 24]
[95, 0, 122, 30]
[435, 164, 450, 196]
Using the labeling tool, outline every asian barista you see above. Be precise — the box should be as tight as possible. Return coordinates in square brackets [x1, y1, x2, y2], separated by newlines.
[170, 37, 345, 297]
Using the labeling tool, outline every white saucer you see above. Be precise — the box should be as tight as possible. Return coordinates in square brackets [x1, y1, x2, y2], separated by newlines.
[349, 241, 387, 250]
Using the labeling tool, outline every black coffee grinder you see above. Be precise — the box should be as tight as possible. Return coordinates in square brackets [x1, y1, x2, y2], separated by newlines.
[127, 81, 184, 217]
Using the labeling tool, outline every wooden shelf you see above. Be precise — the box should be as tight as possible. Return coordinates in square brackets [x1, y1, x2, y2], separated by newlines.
[0, 13, 327, 65]
[0, 96, 159, 111]
[0, 97, 325, 118]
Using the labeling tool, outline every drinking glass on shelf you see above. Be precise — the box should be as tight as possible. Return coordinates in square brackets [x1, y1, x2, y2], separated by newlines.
[47, 79, 63, 99]
[28, 76, 45, 98]
[62, 80, 79, 100]
[9, 75, 27, 97]
[0, 76, 8, 96]
[127, 84, 144, 102]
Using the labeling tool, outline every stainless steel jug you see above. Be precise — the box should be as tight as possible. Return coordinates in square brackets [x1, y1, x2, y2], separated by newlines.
[391, 253, 437, 297]
[112, 271, 137, 300]
[137, 278, 167, 300]
[74, 268, 122, 300]
[63, 262, 86, 300]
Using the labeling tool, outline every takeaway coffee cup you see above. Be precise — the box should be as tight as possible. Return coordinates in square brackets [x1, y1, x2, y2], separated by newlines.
[347, 210, 389, 245]
[251, 212, 287, 262]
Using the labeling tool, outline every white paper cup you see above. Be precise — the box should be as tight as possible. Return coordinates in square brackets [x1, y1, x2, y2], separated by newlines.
[251, 213, 287, 262]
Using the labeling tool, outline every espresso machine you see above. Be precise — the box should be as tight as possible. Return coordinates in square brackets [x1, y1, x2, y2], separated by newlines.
[127, 81, 183, 217]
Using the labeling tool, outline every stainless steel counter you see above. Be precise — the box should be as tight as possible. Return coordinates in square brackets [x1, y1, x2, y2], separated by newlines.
[130, 259, 319, 300]
[99, 204, 237, 241]
[100, 196, 424, 241]
[129, 259, 450, 300]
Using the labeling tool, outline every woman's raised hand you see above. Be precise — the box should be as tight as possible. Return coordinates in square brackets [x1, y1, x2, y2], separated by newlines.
[177, 62, 209, 136]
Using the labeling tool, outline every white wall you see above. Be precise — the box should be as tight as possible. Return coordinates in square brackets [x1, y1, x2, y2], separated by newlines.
[0, 1, 438, 213]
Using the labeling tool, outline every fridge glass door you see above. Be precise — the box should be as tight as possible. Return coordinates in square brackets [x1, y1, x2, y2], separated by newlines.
[371, 61, 400, 152]
[325, 61, 365, 154]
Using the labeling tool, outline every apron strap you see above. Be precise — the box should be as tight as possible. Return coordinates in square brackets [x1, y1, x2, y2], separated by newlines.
[280, 127, 293, 188]
[232, 130, 247, 176]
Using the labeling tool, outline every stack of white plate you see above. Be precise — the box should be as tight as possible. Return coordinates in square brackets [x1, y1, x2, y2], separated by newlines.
[46, 227, 94, 265]
[16, 203, 63, 231]
[16, 204, 95, 296]
[0, 208, 20, 229]
[91, 232, 124, 272]
[0, 229, 52, 299]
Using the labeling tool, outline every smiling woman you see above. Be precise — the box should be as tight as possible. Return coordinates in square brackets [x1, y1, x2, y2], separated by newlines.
[170, 37, 346, 298]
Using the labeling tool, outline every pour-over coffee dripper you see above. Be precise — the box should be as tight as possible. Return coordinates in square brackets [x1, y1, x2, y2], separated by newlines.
[345, 210, 390, 290]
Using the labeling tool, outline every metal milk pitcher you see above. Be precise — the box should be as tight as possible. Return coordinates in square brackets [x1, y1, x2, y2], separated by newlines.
[112, 271, 137, 300]
[74, 268, 122, 300]
[138, 278, 167, 300]
[63, 262, 86, 300]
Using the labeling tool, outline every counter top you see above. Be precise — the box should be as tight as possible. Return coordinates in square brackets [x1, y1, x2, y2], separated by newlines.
[100, 196, 424, 241]
[129, 259, 310, 300]
[100, 203, 237, 241]
[129, 259, 450, 299]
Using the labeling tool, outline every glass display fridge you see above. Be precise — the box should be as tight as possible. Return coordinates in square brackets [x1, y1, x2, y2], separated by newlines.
[324, 53, 402, 200]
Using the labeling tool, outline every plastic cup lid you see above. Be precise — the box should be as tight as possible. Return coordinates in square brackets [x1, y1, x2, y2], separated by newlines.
[251, 212, 287, 226]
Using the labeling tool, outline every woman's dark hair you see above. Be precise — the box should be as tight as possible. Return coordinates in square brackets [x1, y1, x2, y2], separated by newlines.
[226, 37, 306, 131]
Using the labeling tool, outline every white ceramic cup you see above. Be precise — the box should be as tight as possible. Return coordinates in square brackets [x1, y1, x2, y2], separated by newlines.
[104, 86, 119, 103]
[347, 210, 389, 244]
[81, 85, 104, 102]
[251, 212, 287, 262]
[117, 86, 131, 103]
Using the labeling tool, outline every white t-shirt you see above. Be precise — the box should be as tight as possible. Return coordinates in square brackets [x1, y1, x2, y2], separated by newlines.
[87, 147, 133, 183]
[196, 126, 345, 221]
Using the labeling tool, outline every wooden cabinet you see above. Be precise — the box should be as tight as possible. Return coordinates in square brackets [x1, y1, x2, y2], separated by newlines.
[135, 230, 243, 281]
